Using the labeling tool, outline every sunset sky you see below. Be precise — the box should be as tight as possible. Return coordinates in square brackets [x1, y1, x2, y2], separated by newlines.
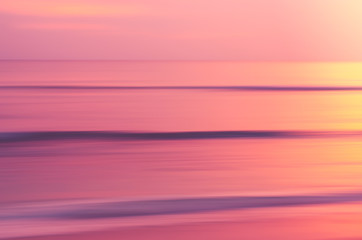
[1, 0, 362, 60]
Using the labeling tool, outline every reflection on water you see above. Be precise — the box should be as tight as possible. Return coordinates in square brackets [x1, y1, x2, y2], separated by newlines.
[1, 61, 362, 239]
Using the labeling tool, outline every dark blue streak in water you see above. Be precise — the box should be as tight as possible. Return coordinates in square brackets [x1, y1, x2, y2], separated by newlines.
[2, 85, 362, 91]
[2, 192, 362, 220]
[0, 130, 361, 144]
[57, 193, 362, 220]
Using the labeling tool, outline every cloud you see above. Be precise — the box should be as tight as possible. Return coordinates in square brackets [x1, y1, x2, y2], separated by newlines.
[17, 22, 113, 31]
[0, 0, 147, 17]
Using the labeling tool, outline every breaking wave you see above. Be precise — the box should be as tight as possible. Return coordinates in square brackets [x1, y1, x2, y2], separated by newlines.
[1, 130, 362, 144]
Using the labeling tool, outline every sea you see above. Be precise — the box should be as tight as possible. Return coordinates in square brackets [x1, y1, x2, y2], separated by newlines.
[1, 61, 362, 239]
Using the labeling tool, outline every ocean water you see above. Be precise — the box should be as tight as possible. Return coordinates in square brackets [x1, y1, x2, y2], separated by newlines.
[1, 61, 362, 239]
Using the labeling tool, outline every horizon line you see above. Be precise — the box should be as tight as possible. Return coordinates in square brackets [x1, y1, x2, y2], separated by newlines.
[2, 59, 362, 63]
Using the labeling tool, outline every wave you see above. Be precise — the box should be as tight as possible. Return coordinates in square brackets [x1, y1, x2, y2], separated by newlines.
[2, 192, 362, 221]
[2, 85, 362, 91]
[1, 191, 362, 238]
[1, 130, 361, 144]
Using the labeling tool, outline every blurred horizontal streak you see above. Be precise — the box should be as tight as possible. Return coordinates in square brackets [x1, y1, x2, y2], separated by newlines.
[2, 191, 362, 220]
[2, 85, 362, 91]
[1, 130, 362, 144]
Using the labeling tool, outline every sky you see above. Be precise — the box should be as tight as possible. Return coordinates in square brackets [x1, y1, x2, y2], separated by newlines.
[1, 0, 362, 61]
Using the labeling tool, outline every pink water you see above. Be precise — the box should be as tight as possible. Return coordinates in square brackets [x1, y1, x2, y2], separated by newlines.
[1, 61, 362, 239]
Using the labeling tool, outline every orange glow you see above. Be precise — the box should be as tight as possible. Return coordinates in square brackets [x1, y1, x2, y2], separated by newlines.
[0, 0, 147, 17]
[307, 62, 362, 83]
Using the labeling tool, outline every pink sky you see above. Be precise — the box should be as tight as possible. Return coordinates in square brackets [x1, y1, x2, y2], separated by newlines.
[1, 0, 362, 60]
